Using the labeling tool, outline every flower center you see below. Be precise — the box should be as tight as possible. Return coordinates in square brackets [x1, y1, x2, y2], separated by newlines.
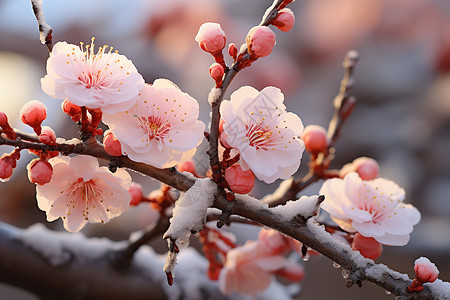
[75, 37, 120, 90]
[246, 123, 274, 150]
[138, 115, 171, 141]
[64, 178, 109, 222]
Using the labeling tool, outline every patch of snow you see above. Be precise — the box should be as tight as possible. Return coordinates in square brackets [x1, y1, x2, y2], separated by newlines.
[426, 279, 450, 300]
[17, 223, 116, 266]
[270, 195, 320, 220]
[31, 0, 52, 45]
[208, 87, 222, 106]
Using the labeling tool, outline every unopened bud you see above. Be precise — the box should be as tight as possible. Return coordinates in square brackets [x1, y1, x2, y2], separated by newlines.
[340, 157, 379, 180]
[414, 257, 439, 283]
[62, 99, 82, 122]
[39, 126, 57, 146]
[0, 159, 14, 181]
[224, 164, 255, 194]
[271, 8, 295, 32]
[351, 233, 383, 260]
[228, 43, 237, 60]
[209, 63, 224, 88]
[195, 22, 226, 54]
[177, 160, 199, 177]
[129, 182, 144, 206]
[20, 100, 47, 135]
[246, 26, 276, 58]
[103, 130, 122, 157]
[301, 125, 328, 155]
[27, 159, 53, 185]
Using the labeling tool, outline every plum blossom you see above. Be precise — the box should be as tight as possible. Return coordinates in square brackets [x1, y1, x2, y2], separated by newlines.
[414, 257, 439, 283]
[219, 240, 287, 295]
[220, 86, 305, 183]
[41, 38, 145, 114]
[102, 79, 205, 168]
[320, 172, 421, 246]
[36, 155, 131, 232]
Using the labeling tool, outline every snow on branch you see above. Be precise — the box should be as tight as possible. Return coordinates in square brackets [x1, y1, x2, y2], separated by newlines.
[0, 221, 293, 300]
[31, 0, 53, 51]
[163, 177, 218, 282]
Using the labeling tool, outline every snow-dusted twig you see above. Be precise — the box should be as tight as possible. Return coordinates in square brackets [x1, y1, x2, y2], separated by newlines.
[30, 0, 53, 52]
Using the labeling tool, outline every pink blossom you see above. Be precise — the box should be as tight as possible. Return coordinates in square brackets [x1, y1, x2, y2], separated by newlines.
[195, 22, 226, 54]
[36, 155, 131, 232]
[246, 26, 276, 57]
[220, 86, 305, 183]
[219, 240, 287, 295]
[41, 39, 145, 114]
[258, 228, 300, 255]
[224, 164, 255, 194]
[320, 172, 421, 246]
[102, 79, 205, 168]
[27, 159, 53, 186]
[414, 257, 439, 283]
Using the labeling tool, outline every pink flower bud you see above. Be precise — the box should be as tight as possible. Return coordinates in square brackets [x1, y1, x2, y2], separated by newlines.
[103, 130, 122, 157]
[0, 159, 14, 181]
[224, 164, 255, 194]
[275, 263, 305, 282]
[414, 257, 439, 283]
[209, 63, 224, 88]
[177, 160, 199, 177]
[129, 182, 144, 206]
[351, 233, 383, 260]
[39, 126, 57, 146]
[340, 157, 379, 180]
[301, 125, 328, 155]
[246, 26, 276, 58]
[272, 8, 295, 32]
[20, 100, 47, 135]
[228, 43, 237, 60]
[195, 22, 226, 54]
[62, 99, 82, 122]
[27, 159, 53, 185]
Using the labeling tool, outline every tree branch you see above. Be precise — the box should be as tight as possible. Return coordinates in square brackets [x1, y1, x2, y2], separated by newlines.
[30, 0, 53, 52]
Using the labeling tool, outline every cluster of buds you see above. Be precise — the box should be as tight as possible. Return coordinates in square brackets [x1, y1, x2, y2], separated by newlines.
[63, 99, 103, 138]
[129, 183, 175, 216]
[0, 112, 16, 140]
[199, 226, 237, 280]
[0, 149, 20, 182]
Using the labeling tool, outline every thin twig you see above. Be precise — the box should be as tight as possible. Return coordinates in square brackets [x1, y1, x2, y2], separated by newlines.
[31, 0, 53, 52]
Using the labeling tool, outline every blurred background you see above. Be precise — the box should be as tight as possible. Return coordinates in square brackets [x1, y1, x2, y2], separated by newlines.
[0, 0, 449, 299]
